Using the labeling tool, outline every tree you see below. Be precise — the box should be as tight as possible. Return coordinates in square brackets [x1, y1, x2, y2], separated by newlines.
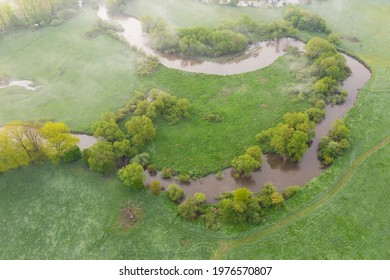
[118, 162, 145, 190]
[125, 115, 156, 148]
[113, 139, 137, 167]
[258, 182, 278, 208]
[88, 142, 115, 174]
[41, 121, 79, 160]
[92, 113, 125, 143]
[63, 145, 82, 163]
[270, 124, 294, 156]
[305, 37, 336, 59]
[245, 146, 263, 163]
[166, 184, 184, 203]
[5, 121, 44, 162]
[178, 197, 200, 221]
[287, 130, 309, 162]
[219, 187, 262, 223]
[231, 154, 260, 177]
[0, 131, 30, 173]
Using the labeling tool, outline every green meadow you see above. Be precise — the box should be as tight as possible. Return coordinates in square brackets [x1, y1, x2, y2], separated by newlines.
[0, 0, 389, 259]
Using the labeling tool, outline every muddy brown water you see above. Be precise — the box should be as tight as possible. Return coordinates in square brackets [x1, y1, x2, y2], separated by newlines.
[91, 4, 371, 202]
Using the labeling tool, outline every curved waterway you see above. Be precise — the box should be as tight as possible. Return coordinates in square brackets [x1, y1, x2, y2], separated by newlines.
[92, 3, 371, 202]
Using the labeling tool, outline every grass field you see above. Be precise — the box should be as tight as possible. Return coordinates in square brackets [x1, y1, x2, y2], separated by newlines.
[136, 57, 307, 176]
[0, 0, 389, 259]
[124, 0, 284, 27]
[0, 163, 224, 259]
[0, 9, 138, 131]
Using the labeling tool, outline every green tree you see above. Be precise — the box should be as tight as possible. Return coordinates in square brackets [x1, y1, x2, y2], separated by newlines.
[287, 130, 309, 162]
[178, 197, 200, 221]
[125, 115, 156, 148]
[63, 145, 82, 163]
[92, 113, 125, 143]
[166, 184, 184, 203]
[41, 121, 79, 160]
[245, 146, 263, 163]
[305, 37, 336, 59]
[88, 142, 115, 174]
[118, 162, 145, 190]
[0, 131, 30, 173]
[219, 187, 262, 223]
[231, 154, 260, 177]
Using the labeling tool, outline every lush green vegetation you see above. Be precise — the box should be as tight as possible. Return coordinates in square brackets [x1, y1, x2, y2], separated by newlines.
[1, 0, 390, 260]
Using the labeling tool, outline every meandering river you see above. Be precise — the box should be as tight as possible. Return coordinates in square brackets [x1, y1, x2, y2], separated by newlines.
[84, 4, 371, 202]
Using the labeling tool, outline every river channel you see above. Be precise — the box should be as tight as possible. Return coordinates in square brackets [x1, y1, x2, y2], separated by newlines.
[85, 4, 372, 202]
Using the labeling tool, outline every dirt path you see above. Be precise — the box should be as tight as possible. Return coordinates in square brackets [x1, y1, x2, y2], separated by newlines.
[212, 135, 390, 259]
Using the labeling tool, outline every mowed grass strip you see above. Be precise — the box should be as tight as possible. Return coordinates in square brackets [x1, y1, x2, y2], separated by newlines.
[0, 9, 138, 131]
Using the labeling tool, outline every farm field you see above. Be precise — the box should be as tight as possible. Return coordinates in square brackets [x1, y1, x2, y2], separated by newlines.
[0, 0, 389, 260]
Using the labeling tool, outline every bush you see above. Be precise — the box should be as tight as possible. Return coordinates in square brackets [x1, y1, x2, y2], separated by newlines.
[194, 192, 206, 204]
[178, 173, 191, 183]
[166, 184, 184, 203]
[63, 145, 82, 163]
[147, 164, 157, 174]
[131, 152, 150, 167]
[161, 167, 173, 179]
[118, 162, 145, 190]
[178, 197, 199, 221]
[245, 146, 263, 162]
[216, 171, 223, 180]
[136, 55, 160, 76]
[203, 112, 224, 123]
[270, 192, 285, 209]
[282, 185, 302, 199]
[149, 180, 162, 196]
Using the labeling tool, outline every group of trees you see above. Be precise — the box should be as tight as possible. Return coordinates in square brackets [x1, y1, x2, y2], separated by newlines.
[284, 5, 328, 33]
[318, 120, 350, 166]
[176, 182, 301, 226]
[83, 90, 191, 192]
[140, 7, 329, 59]
[0, 120, 80, 173]
[1, 0, 80, 29]
[83, 112, 155, 174]
[231, 146, 263, 177]
[115, 89, 191, 124]
[305, 37, 351, 103]
[256, 112, 315, 162]
[141, 16, 248, 58]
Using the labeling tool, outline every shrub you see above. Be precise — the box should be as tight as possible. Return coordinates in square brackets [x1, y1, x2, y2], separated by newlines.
[161, 167, 173, 179]
[216, 171, 223, 180]
[245, 146, 263, 162]
[166, 184, 184, 203]
[282, 185, 302, 199]
[194, 192, 206, 204]
[231, 154, 260, 178]
[147, 164, 157, 174]
[131, 152, 150, 167]
[136, 55, 160, 76]
[203, 112, 224, 123]
[178, 173, 191, 183]
[63, 145, 82, 163]
[149, 180, 162, 196]
[118, 162, 145, 190]
[178, 197, 199, 221]
[270, 192, 285, 209]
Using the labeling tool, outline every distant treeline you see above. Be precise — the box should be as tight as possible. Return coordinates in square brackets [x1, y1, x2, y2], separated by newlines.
[141, 6, 330, 58]
[0, 0, 83, 30]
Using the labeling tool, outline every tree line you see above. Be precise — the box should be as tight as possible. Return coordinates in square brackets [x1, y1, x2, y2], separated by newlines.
[0, 120, 80, 173]
[140, 7, 330, 59]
